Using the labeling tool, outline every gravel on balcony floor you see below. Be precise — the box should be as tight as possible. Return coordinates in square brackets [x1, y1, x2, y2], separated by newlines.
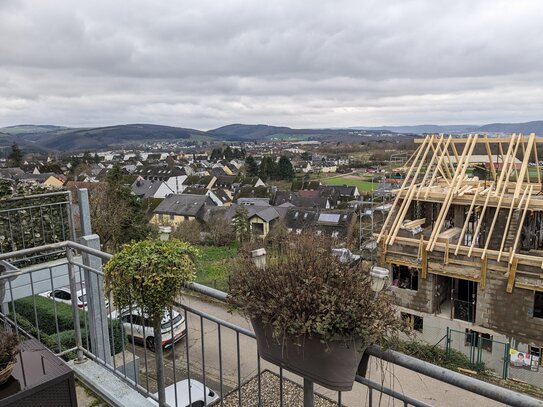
[221, 369, 338, 407]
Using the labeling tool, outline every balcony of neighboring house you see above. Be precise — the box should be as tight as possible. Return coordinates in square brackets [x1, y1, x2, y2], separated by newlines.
[1, 190, 541, 407]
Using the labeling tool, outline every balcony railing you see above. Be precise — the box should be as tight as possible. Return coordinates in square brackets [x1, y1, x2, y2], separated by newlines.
[1, 240, 542, 407]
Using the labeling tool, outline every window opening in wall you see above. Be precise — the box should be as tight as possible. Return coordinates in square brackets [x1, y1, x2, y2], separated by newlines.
[392, 265, 419, 290]
[402, 312, 423, 333]
[529, 346, 542, 368]
[453, 279, 477, 323]
[534, 292, 543, 319]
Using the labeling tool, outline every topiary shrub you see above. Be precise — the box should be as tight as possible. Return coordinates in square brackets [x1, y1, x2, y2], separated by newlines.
[104, 238, 198, 406]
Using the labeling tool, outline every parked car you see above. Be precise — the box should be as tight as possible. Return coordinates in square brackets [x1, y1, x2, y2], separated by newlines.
[40, 283, 109, 309]
[113, 308, 186, 352]
[148, 379, 219, 407]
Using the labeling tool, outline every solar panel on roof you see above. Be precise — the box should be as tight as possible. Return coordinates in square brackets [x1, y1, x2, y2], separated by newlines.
[318, 214, 340, 223]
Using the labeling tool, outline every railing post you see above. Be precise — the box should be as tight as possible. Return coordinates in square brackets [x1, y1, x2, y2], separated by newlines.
[77, 188, 93, 236]
[80, 234, 112, 365]
[303, 378, 314, 407]
[66, 248, 85, 362]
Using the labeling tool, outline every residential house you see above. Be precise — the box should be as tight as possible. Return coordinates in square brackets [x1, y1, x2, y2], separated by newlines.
[131, 178, 174, 199]
[151, 194, 216, 226]
[133, 165, 187, 194]
[285, 208, 356, 239]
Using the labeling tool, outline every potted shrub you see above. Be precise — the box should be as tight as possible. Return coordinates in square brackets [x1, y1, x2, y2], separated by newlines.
[0, 329, 18, 386]
[228, 234, 405, 391]
[104, 238, 198, 407]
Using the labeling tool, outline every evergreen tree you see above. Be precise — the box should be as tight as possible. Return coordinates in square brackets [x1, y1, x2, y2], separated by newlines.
[7, 143, 24, 167]
[232, 206, 251, 243]
[278, 156, 295, 180]
[245, 156, 259, 177]
[224, 145, 234, 161]
[259, 156, 279, 181]
[82, 151, 92, 163]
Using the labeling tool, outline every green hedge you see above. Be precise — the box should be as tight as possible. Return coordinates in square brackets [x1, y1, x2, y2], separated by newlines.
[11, 312, 59, 352]
[13, 295, 125, 355]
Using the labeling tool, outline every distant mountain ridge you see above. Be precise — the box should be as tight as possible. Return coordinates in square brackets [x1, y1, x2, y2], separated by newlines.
[0, 120, 541, 153]
[352, 120, 543, 134]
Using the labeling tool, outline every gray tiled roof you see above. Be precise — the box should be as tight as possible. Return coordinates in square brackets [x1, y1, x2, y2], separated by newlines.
[154, 194, 215, 216]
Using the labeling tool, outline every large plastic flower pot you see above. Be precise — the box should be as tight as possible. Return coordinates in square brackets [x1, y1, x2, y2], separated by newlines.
[252, 319, 367, 391]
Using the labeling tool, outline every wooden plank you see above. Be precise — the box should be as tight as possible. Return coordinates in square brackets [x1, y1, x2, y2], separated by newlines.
[535, 139, 541, 184]
[484, 136, 497, 181]
[421, 245, 428, 279]
[387, 136, 435, 245]
[468, 186, 492, 257]
[481, 255, 488, 289]
[428, 135, 479, 252]
[455, 185, 481, 255]
[513, 133, 536, 200]
[495, 133, 517, 195]
[497, 186, 529, 262]
[404, 218, 426, 228]
[418, 135, 446, 198]
[437, 227, 461, 243]
[506, 256, 519, 293]
[510, 185, 533, 264]
[377, 136, 429, 243]
[414, 136, 543, 144]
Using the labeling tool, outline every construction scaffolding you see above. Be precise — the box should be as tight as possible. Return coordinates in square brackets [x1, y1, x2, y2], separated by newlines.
[377, 133, 543, 293]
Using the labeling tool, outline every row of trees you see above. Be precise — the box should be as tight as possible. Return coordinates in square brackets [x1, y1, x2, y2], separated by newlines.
[210, 146, 246, 161]
[245, 155, 295, 181]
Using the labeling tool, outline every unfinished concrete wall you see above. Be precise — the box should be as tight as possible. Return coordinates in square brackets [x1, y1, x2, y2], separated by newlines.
[479, 272, 543, 345]
[391, 272, 434, 314]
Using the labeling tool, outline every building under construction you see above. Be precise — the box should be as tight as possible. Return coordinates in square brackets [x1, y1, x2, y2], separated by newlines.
[377, 134, 543, 384]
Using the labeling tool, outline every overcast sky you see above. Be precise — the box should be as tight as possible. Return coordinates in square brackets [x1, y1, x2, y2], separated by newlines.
[1, 0, 542, 130]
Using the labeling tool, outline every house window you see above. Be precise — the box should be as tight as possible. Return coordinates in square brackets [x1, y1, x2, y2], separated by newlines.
[169, 214, 175, 221]
[392, 265, 419, 290]
[158, 214, 163, 221]
[534, 292, 543, 318]
[401, 312, 423, 333]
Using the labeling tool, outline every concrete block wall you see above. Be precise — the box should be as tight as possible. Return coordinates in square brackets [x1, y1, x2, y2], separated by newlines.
[391, 273, 434, 314]
[480, 272, 543, 346]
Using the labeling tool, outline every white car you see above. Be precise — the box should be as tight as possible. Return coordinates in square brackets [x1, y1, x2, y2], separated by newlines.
[40, 283, 109, 309]
[115, 308, 186, 352]
[148, 379, 219, 407]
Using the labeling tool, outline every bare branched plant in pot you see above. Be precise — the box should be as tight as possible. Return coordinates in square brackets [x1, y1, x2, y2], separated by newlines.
[228, 234, 405, 391]
[0, 329, 18, 386]
[104, 239, 198, 407]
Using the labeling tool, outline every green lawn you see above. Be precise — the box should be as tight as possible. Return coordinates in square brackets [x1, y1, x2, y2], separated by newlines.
[320, 176, 377, 191]
[194, 244, 239, 291]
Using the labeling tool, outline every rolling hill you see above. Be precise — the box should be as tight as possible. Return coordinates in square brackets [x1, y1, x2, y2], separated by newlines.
[0, 124, 214, 152]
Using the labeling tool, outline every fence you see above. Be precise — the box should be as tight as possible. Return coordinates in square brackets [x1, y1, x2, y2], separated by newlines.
[1, 240, 542, 407]
[447, 328, 510, 379]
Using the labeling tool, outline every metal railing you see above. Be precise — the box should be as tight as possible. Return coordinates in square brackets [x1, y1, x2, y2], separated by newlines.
[0, 191, 75, 266]
[1, 241, 542, 407]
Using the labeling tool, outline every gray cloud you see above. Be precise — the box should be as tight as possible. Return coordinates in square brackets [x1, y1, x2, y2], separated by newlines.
[0, 0, 542, 129]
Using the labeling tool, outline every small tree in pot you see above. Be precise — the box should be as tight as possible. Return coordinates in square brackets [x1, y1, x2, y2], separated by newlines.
[104, 239, 198, 407]
[228, 234, 406, 391]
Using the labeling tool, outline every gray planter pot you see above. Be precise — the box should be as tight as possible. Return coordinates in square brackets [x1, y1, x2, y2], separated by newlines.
[251, 319, 367, 391]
